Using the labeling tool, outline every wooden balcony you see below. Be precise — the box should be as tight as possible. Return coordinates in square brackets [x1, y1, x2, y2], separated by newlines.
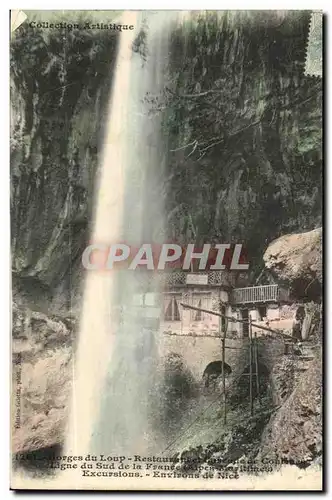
[232, 285, 280, 305]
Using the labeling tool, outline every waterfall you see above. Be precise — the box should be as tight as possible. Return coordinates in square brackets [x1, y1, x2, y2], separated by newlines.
[64, 11, 178, 460]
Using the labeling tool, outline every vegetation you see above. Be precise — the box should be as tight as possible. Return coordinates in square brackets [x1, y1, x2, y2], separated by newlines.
[154, 12, 322, 278]
[10, 12, 322, 292]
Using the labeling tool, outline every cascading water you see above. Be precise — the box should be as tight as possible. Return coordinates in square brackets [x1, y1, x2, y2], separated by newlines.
[64, 11, 180, 461]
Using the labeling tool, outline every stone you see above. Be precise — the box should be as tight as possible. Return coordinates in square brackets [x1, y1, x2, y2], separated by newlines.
[263, 228, 322, 300]
[11, 303, 74, 454]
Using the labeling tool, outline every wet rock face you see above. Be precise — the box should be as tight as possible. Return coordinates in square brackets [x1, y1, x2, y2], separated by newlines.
[12, 302, 75, 454]
[10, 26, 119, 313]
[263, 228, 322, 301]
[10, 30, 119, 455]
[165, 11, 322, 274]
[269, 357, 295, 408]
[11, 17, 323, 308]
[259, 352, 322, 466]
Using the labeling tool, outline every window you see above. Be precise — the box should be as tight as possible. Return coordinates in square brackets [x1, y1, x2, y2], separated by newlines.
[194, 299, 203, 321]
[191, 293, 212, 321]
[164, 294, 181, 321]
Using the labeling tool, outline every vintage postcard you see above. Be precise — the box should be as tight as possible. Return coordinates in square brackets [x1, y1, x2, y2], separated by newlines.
[10, 10, 323, 490]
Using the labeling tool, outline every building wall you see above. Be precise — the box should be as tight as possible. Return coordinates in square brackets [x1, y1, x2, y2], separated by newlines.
[160, 286, 248, 384]
[158, 321, 286, 385]
[158, 334, 249, 382]
[160, 286, 240, 335]
[158, 285, 291, 386]
[160, 287, 297, 339]
[250, 304, 297, 335]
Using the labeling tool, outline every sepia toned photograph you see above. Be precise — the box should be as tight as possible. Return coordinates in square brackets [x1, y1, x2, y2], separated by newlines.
[10, 9, 323, 490]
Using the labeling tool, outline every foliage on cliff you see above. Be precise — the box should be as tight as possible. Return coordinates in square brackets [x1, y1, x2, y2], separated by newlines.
[10, 12, 322, 301]
[159, 12, 322, 275]
[10, 25, 119, 309]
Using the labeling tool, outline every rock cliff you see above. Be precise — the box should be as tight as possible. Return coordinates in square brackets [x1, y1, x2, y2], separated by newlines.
[263, 227, 322, 300]
[12, 302, 75, 453]
[10, 12, 322, 314]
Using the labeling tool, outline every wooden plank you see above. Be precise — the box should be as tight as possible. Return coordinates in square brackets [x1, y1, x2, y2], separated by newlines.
[249, 317, 253, 416]
[254, 332, 260, 405]
[221, 302, 227, 425]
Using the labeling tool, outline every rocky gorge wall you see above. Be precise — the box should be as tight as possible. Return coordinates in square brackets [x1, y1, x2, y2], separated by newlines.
[11, 25, 119, 315]
[10, 12, 323, 315]
[164, 11, 322, 279]
[10, 13, 323, 475]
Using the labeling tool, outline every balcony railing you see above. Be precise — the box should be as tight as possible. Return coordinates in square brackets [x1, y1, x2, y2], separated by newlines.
[232, 285, 279, 304]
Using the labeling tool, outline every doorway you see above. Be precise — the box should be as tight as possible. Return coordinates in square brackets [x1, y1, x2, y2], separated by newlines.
[242, 308, 249, 337]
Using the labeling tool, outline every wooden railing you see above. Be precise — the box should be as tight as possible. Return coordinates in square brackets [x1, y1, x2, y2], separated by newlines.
[232, 285, 279, 304]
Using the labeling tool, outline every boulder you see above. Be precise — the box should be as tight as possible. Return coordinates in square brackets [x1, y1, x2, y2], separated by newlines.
[11, 303, 74, 454]
[263, 228, 322, 300]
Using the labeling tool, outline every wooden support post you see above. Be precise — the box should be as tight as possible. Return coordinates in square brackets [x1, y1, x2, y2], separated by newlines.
[249, 316, 253, 416]
[254, 331, 260, 405]
[220, 304, 227, 425]
[222, 338, 226, 425]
